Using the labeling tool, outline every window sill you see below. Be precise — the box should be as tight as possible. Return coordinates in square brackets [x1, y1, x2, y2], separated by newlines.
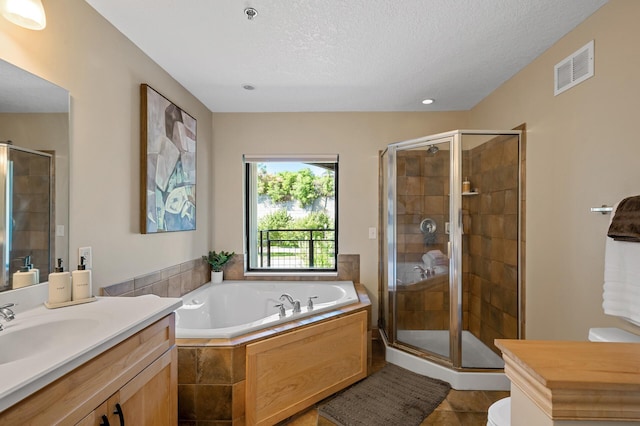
[244, 271, 338, 277]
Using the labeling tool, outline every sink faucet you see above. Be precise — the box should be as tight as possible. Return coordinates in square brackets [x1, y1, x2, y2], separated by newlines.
[279, 293, 301, 313]
[0, 303, 16, 331]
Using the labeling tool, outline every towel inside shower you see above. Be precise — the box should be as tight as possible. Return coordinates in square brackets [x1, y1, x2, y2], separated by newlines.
[422, 250, 448, 267]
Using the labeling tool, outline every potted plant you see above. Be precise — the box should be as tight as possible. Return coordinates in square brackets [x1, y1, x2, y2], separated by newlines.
[203, 250, 235, 283]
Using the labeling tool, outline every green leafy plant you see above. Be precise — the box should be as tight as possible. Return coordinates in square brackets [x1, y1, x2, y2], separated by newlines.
[203, 250, 235, 272]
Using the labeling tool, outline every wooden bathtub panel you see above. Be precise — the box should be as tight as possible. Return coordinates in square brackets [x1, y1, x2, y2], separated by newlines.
[246, 310, 368, 425]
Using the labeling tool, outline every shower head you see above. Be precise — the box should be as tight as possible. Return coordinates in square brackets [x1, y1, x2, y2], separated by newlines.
[427, 144, 439, 155]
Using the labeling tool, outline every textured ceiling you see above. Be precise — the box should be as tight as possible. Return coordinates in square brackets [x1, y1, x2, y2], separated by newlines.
[85, 0, 607, 112]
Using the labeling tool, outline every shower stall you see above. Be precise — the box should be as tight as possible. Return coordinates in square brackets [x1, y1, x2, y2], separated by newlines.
[379, 129, 523, 389]
[0, 142, 53, 291]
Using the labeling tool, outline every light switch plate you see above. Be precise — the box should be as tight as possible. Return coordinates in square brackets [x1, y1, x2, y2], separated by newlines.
[368, 227, 377, 239]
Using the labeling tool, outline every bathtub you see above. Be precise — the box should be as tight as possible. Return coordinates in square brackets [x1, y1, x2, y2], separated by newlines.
[396, 262, 448, 286]
[175, 280, 359, 339]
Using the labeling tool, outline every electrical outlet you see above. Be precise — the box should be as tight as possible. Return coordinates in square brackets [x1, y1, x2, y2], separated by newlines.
[368, 227, 377, 239]
[79, 246, 92, 269]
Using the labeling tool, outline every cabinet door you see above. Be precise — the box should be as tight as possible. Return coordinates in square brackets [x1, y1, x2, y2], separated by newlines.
[114, 346, 177, 426]
[76, 396, 118, 426]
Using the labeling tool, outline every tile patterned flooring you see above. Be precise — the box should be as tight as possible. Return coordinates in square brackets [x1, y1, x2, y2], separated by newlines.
[280, 339, 509, 426]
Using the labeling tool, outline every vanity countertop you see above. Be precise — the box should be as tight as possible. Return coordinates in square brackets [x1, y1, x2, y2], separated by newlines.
[495, 339, 640, 420]
[0, 295, 182, 412]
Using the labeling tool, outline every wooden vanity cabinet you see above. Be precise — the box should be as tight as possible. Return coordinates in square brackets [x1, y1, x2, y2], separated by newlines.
[77, 347, 176, 426]
[0, 314, 177, 426]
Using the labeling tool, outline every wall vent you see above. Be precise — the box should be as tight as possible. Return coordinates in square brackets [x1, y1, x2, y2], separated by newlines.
[554, 40, 594, 96]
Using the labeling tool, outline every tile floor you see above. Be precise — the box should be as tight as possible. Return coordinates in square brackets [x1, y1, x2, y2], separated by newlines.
[280, 339, 509, 426]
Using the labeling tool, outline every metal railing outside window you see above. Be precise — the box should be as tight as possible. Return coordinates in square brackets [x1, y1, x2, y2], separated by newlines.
[258, 228, 336, 269]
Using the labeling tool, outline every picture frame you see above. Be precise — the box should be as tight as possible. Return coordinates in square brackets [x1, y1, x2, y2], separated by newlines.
[140, 84, 197, 233]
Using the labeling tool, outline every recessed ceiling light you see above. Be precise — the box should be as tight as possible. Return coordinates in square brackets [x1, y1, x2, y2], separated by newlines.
[242, 84, 256, 90]
[422, 98, 435, 105]
[244, 7, 258, 20]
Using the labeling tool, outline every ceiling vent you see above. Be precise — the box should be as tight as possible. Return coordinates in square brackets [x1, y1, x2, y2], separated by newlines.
[554, 40, 594, 96]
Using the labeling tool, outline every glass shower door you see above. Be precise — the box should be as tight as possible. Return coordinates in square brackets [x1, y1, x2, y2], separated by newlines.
[390, 137, 453, 364]
[5, 146, 52, 289]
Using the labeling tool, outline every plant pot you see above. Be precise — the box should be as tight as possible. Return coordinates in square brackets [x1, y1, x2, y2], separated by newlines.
[211, 271, 223, 284]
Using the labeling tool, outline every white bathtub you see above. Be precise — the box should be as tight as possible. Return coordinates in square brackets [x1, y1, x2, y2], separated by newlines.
[396, 262, 448, 286]
[175, 280, 359, 339]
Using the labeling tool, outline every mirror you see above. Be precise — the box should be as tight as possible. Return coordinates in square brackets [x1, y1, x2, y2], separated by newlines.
[0, 58, 69, 292]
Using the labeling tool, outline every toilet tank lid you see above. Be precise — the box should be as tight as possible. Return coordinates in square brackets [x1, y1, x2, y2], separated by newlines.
[588, 327, 640, 342]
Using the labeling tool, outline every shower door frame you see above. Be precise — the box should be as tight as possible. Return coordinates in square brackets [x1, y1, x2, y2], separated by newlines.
[385, 129, 522, 370]
[0, 144, 54, 289]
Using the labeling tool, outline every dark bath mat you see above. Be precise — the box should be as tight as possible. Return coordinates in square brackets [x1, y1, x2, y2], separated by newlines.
[318, 363, 451, 426]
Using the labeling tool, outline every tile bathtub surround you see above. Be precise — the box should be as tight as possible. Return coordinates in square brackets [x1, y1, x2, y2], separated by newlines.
[102, 254, 361, 298]
[224, 253, 360, 283]
[101, 257, 210, 298]
[177, 345, 246, 423]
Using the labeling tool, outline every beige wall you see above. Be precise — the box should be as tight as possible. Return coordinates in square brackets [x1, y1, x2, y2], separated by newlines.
[468, 0, 640, 339]
[0, 0, 212, 288]
[211, 112, 468, 321]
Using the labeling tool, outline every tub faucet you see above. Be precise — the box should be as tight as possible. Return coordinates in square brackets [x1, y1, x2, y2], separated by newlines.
[414, 265, 430, 279]
[0, 303, 16, 331]
[307, 296, 318, 310]
[279, 293, 301, 313]
[274, 303, 286, 318]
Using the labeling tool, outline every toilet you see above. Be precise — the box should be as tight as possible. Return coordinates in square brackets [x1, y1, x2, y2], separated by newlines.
[487, 395, 510, 426]
[486, 327, 640, 426]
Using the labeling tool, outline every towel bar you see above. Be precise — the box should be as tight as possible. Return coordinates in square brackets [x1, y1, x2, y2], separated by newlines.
[591, 205, 613, 214]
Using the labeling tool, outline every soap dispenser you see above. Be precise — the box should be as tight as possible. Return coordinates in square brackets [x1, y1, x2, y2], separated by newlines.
[12, 257, 37, 289]
[48, 258, 71, 304]
[26, 255, 39, 284]
[72, 256, 92, 301]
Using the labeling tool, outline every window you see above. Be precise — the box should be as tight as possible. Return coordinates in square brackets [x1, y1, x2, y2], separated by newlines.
[244, 155, 338, 272]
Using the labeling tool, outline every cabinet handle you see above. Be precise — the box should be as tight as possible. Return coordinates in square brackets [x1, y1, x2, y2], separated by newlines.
[113, 403, 125, 426]
[100, 415, 110, 426]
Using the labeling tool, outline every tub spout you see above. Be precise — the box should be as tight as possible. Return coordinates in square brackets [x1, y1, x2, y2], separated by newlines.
[280, 293, 301, 313]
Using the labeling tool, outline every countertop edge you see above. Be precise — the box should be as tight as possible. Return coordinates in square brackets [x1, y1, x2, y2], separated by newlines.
[0, 298, 181, 412]
[496, 339, 640, 420]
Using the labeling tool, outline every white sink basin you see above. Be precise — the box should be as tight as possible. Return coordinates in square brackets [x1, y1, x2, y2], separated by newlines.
[0, 319, 99, 365]
[0, 295, 182, 413]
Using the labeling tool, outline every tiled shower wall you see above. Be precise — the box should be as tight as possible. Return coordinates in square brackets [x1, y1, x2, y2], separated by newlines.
[395, 150, 450, 331]
[464, 134, 522, 353]
[396, 150, 449, 264]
